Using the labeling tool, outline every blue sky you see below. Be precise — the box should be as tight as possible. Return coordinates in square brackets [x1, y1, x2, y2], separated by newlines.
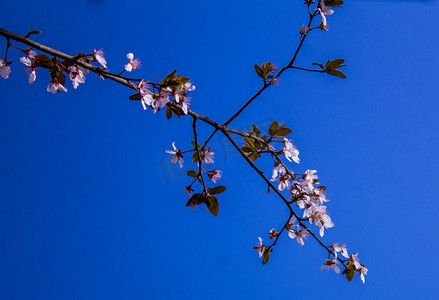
[1, 0, 438, 299]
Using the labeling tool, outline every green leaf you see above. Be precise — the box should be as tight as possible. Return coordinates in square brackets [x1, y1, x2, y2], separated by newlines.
[206, 196, 219, 216]
[186, 193, 206, 207]
[251, 124, 261, 137]
[326, 58, 345, 69]
[165, 105, 172, 119]
[36, 54, 53, 68]
[273, 127, 292, 138]
[129, 93, 142, 100]
[326, 69, 347, 79]
[249, 152, 261, 161]
[324, 0, 344, 7]
[254, 64, 264, 78]
[244, 137, 255, 147]
[268, 121, 279, 136]
[163, 69, 177, 85]
[192, 152, 198, 163]
[262, 250, 270, 265]
[346, 269, 355, 281]
[190, 141, 200, 149]
[208, 185, 226, 195]
[187, 170, 198, 178]
[241, 146, 255, 154]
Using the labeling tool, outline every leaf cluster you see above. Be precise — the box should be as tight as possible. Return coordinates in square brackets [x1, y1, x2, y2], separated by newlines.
[254, 61, 276, 82]
[313, 58, 347, 79]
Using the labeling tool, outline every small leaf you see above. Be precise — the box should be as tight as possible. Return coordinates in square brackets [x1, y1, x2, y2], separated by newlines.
[326, 69, 347, 79]
[346, 269, 355, 281]
[36, 54, 53, 68]
[186, 193, 206, 207]
[249, 152, 261, 161]
[251, 124, 261, 137]
[273, 127, 292, 138]
[206, 196, 219, 216]
[187, 170, 198, 178]
[326, 58, 345, 69]
[241, 146, 255, 154]
[268, 121, 279, 136]
[165, 105, 172, 119]
[244, 137, 255, 147]
[324, 0, 344, 7]
[129, 93, 142, 100]
[254, 64, 264, 78]
[262, 250, 270, 265]
[208, 185, 226, 195]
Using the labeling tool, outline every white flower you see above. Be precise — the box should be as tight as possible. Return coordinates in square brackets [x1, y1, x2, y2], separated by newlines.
[152, 87, 171, 113]
[349, 253, 362, 270]
[20, 53, 38, 84]
[138, 81, 154, 110]
[201, 147, 214, 164]
[321, 258, 340, 274]
[47, 81, 67, 94]
[309, 205, 334, 237]
[184, 82, 196, 91]
[288, 225, 308, 246]
[165, 142, 184, 168]
[93, 49, 107, 68]
[271, 173, 290, 191]
[253, 237, 266, 258]
[0, 59, 11, 79]
[272, 162, 286, 179]
[331, 242, 349, 259]
[304, 169, 318, 182]
[180, 96, 191, 115]
[283, 138, 300, 163]
[124, 52, 141, 72]
[358, 266, 368, 283]
[317, 2, 333, 31]
[208, 169, 222, 183]
[68, 65, 86, 89]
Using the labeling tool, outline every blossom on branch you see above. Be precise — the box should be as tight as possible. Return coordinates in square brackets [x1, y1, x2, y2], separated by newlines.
[349, 253, 362, 269]
[321, 258, 340, 274]
[271, 173, 291, 191]
[208, 168, 222, 183]
[47, 80, 67, 94]
[309, 205, 334, 237]
[288, 225, 309, 246]
[331, 242, 349, 259]
[272, 162, 286, 179]
[20, 50, 37, 84]
[283, 138, 300, 163]
[93, 49, 107, 68]
[200, 147, 214, 164]
[0, 59, 11, 79]
[253, 237, 266, 258]
[317, 1, 334, 31]
[124, 53, 141, 72]
[358, 266, 368, 283]
[68, 65, 86, 89]
[138, 80, 154, 110]
[166, 142, 184, 168]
